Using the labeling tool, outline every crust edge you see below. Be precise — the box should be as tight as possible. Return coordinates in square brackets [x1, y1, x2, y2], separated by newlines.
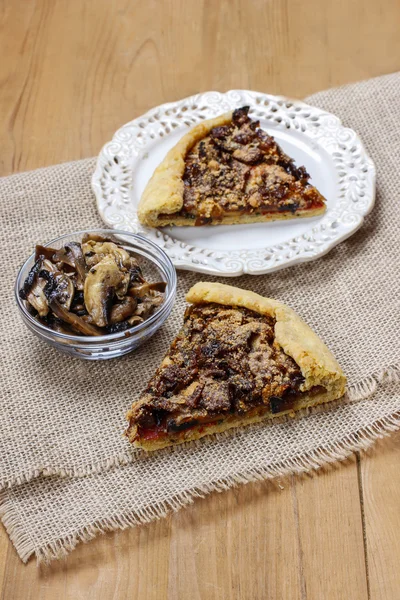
[138, 112, 233, 227]
[146, 205, 326, 227]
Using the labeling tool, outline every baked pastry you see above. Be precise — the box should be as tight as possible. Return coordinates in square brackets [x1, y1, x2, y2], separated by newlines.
[138, 106, 326, 227]
[126, 282, 346, 451]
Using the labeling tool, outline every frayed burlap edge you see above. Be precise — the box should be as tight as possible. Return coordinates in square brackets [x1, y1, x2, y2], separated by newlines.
[1, 363, 399, 564]
[1, 364, 399, 492]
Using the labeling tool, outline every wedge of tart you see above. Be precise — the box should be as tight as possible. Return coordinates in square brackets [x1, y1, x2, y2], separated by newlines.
[138, 106, 326, 227]
[126, 283, 346, 451]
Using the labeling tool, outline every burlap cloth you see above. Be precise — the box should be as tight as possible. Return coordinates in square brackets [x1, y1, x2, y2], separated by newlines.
[1, 73, 399, 563]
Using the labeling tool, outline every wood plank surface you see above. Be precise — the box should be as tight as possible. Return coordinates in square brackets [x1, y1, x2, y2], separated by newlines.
[0, 0, 399, 598]
[360, 431, 400, 600]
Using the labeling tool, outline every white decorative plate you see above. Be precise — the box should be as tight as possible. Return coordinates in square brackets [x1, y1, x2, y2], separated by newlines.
[92, 90, 376, 276]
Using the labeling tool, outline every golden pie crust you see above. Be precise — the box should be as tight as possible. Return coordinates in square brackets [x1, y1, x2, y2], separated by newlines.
[126, 282, 346, 451]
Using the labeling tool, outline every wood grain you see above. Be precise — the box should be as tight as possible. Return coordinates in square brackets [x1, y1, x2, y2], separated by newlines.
[1, 0, 400, 177]
[0, 0, 400, 598]
[360, 432, 400, 600]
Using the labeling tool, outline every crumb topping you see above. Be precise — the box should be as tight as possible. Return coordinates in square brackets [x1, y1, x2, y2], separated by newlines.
[178, 106, 325, 224]
[128, 303, 305, 437]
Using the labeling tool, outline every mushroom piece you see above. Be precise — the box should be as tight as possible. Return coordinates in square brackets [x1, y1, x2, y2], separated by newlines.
[128, 281, 167, 298]
[134, 294, 164, 319]
[82, 239, 134, 270]
[83, 256, 126, 327]
[20, 257, 61, 317]
[52, 242, 87, 290]
[19, 257, 44, 300]
[64, 242, 86, 289]
[37, 262, 75, 311]
[49, 299, 102, 336]
[81, 233, 115, 244]
[109, 297, 138, 324]
[35, 245, 58, 262]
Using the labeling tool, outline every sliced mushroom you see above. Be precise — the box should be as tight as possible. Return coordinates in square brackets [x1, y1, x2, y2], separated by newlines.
[38, 264, 75, 311]
[19, 257, 43, 300]
[49, 299, 102, 336]
[82, 240, 133, 270]
[133, 294, 164, 319]
[128, 315, 144, 326]
[35, 245, 58, 262]
[109, 297, 138, 324]
[27, 283, 49, 317]
[20, 257, 52, 317]
[81, 233, 115, 244]
[65, 242, 86, 289]
[51, 242, 86, 290]
[52, 247, 75, 269]
[83, 256, 125, 327]
[128, 281, 167, 298]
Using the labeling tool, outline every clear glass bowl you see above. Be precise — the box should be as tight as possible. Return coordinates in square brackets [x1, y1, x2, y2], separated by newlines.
[15, 229, 177, 360]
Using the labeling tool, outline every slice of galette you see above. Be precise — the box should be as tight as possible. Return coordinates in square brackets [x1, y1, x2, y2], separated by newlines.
[126, 282, 346, 451]
[138, 106, 326, 227]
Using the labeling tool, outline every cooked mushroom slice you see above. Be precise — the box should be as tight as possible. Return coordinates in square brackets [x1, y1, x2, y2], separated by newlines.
[27, 283, 49, 317]
[82, 240, 133, 270]
[128, 281, 167, 298]
[65, 242, 86, 289]
[81, 233, 115, 244]
[51, 243, 86, 289]
[129, 264, 145, 284]
[19, 257, 49, 317]
[49, 299, 102, 336]
[54, 274, 75, 310]
[38, 265, 75, 311]
[52, 247, 75, 269]
[128, 315, 144, 326]
[19, 257, 43, 300]
[35, 245, 58, 262]
[84, 256, 126, 327]
[109, 297, 138, 324]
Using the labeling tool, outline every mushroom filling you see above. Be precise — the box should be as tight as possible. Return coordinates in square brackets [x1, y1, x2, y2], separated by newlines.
[20, 234, 167, 336]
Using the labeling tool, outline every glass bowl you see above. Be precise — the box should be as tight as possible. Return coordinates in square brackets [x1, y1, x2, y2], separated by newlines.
[15, 229, 177, 360]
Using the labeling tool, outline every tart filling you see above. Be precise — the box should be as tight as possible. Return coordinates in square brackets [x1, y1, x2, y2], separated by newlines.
[139, 106, 326, 227]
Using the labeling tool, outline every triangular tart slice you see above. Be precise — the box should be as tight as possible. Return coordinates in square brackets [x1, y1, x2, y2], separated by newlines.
[138, 106, 326, 227]
[126, 283, 346, 451]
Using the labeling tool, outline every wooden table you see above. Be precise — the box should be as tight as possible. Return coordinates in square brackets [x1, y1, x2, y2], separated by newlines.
[1, 1, 399, 598]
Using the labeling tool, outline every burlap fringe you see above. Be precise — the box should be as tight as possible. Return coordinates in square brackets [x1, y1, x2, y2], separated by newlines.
[0, 363, 399, 564]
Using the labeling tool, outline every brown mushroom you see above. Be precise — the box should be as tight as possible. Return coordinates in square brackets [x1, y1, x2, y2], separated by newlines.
[27, 281, 49, 317]
[128, 281, 167, 298]
[109, 297, 138, 324]
[21, 257, 72, 317]
[128, 315, 144, 326]
[82, 239, 133, 270]
[64, 242, 86, 289]
[134, 294, 164, 319]
[83, 256, 125, 327]
[49, 299, 102, 336]
[38, 262, 75, 311]
[51, 242, 86, 290]
[35, 245, 58, 262]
